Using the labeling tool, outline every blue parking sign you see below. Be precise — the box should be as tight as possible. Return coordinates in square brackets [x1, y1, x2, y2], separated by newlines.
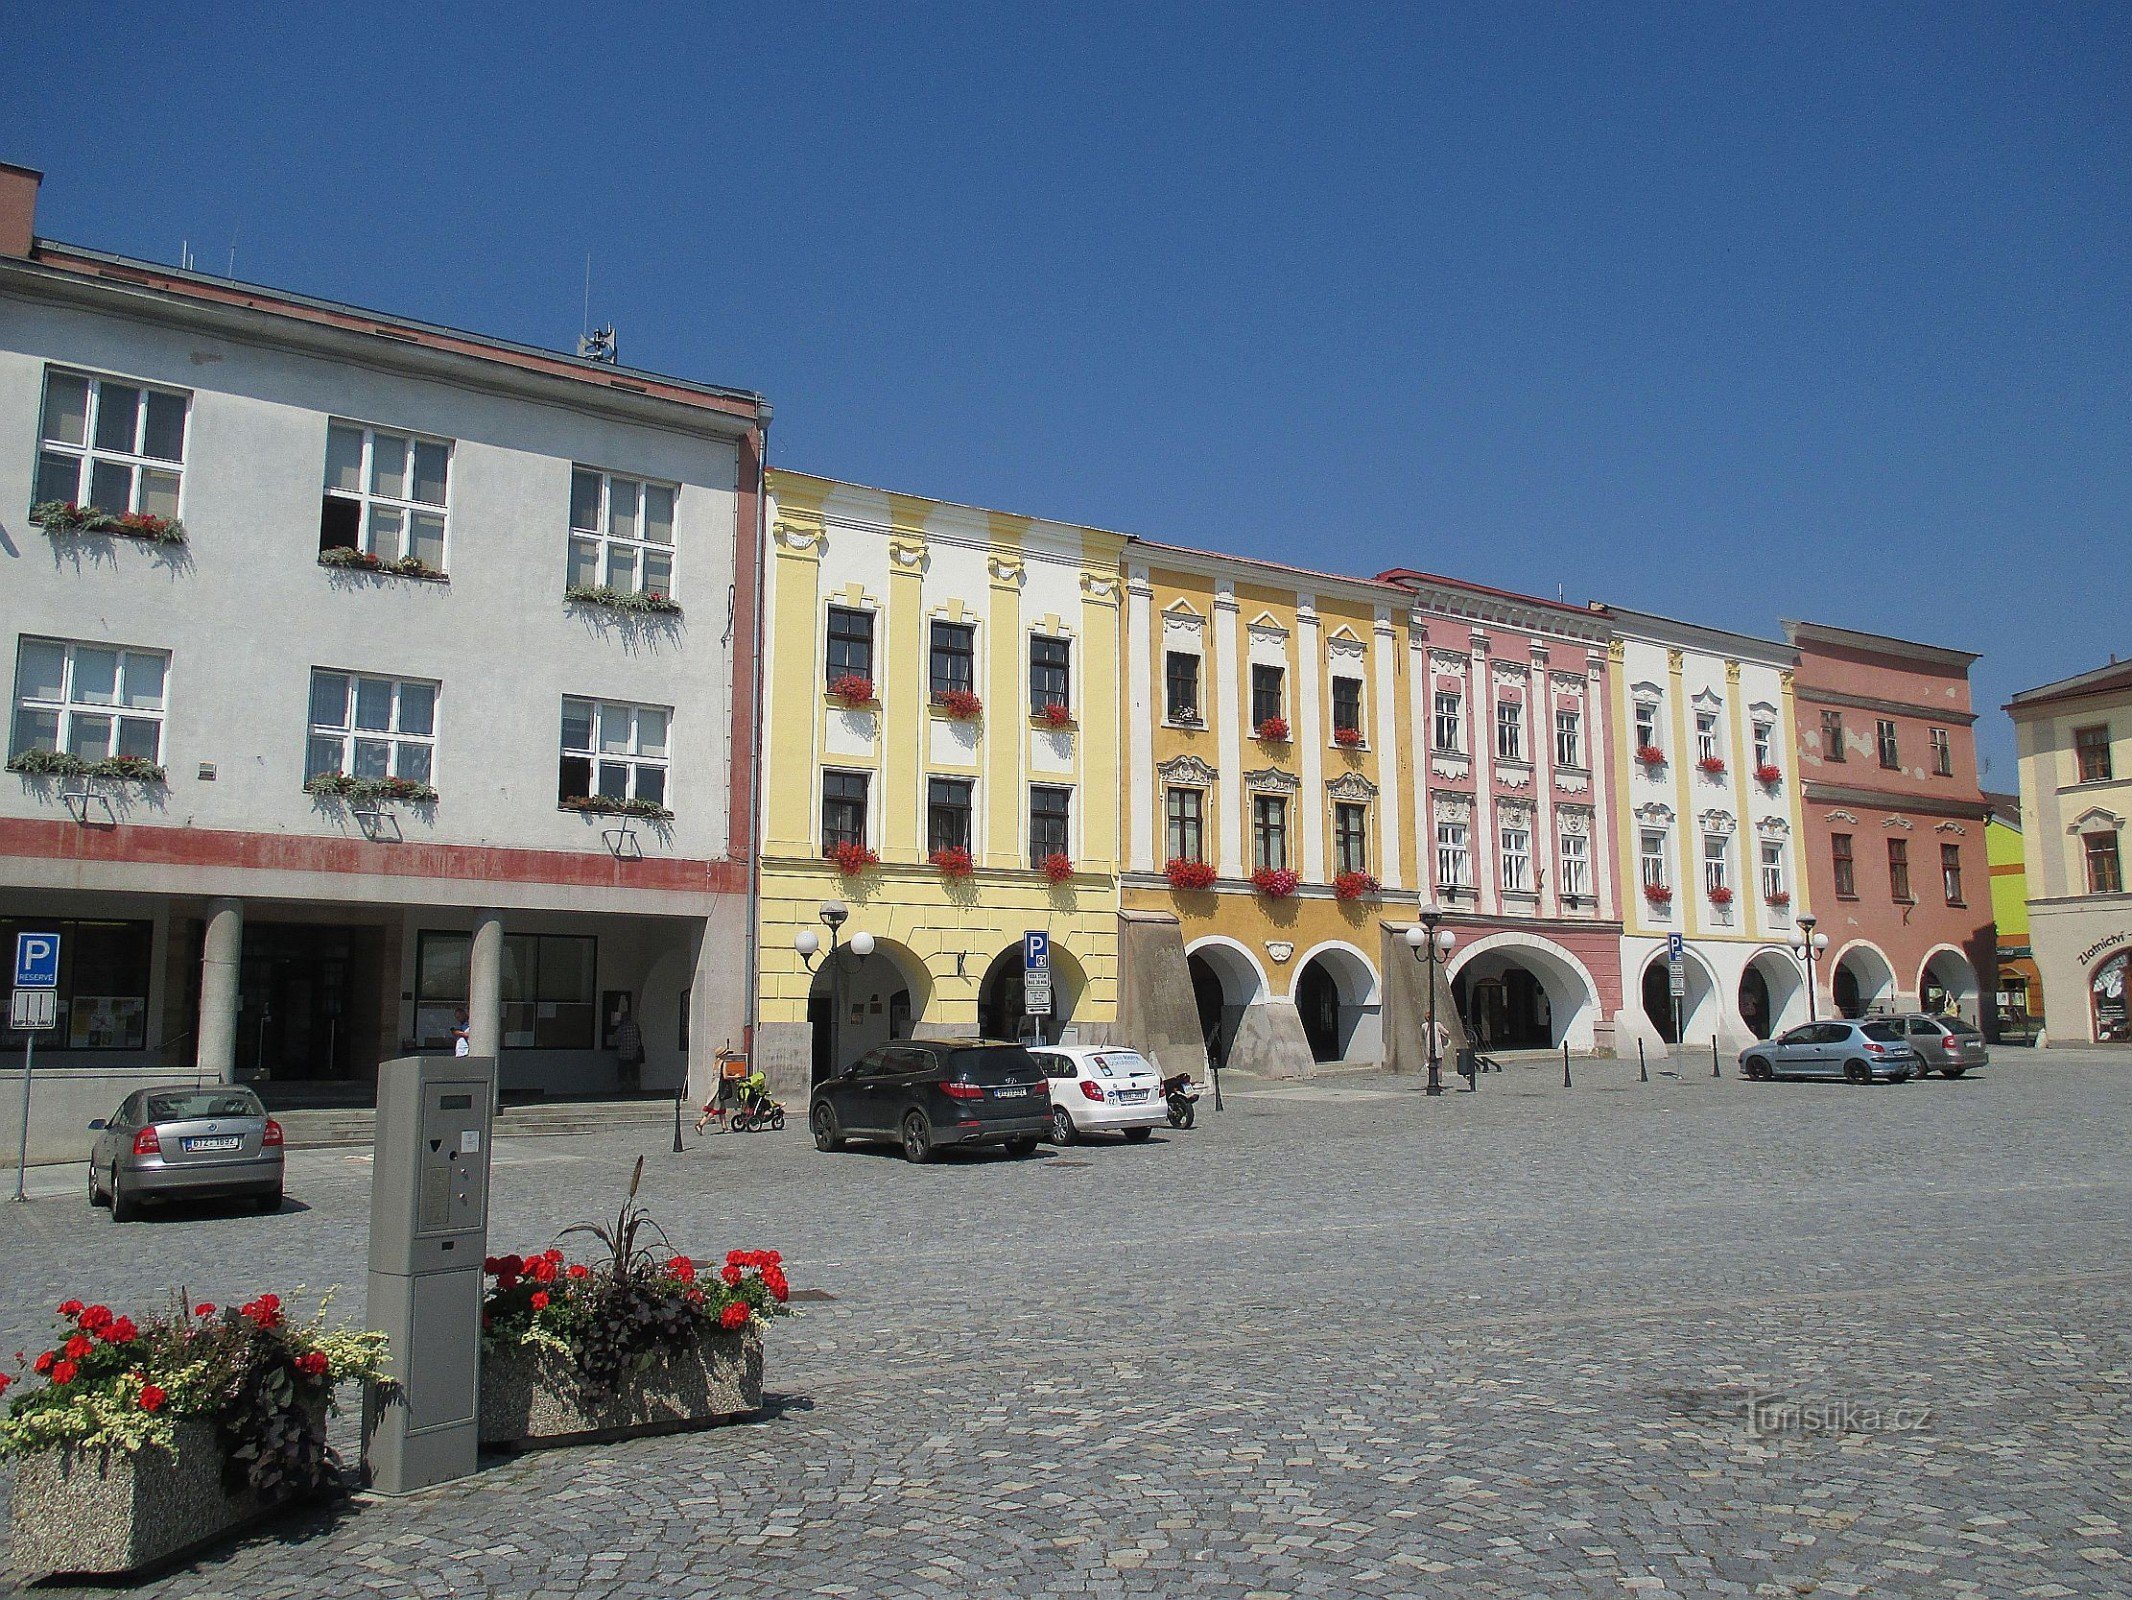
[14, 932, 59, 990]
[1023, 931, 1050, 974]
[1666, 932, 1685, 963]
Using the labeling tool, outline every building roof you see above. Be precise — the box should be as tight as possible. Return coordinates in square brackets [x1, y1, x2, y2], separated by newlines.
[1605, 604, 1794, 665]
[1981, 789, 2022, 826]
[1781, 618, 1980, 669]
[2005, 656, 2132, 714]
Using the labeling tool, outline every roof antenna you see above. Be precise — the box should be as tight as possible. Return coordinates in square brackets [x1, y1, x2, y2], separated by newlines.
[226, 226, 238, 279]
[576, 250, 617, 364]
[180, 238, 192, 271]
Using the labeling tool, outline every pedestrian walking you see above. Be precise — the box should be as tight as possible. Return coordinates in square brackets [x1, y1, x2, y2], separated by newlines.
[611, 997, 646, 1093]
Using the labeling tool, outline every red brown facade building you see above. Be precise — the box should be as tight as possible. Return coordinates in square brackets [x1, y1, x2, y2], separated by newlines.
[1784, 621, 1994, 1028]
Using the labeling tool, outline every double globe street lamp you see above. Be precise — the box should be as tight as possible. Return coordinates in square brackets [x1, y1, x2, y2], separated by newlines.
[1788, 912, 1830, 1023]
[796, 900, 874, 1078]
[1402, 903, 1459, 1096]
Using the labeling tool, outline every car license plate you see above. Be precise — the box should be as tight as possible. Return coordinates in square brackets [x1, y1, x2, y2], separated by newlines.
[1119, 1089, 1150, 1103]
[994, 1086, 1028, 1098]
[183, 1135, 241, 1152]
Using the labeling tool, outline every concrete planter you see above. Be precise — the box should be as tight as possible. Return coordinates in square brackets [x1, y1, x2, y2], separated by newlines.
[8, 1418, 311, 1579]
[479, 1326, 762, 1449]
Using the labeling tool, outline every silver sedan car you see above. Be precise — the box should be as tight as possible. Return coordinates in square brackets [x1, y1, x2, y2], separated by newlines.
[89, 1086, 285, 1221]
[1738, 1020, 1919, 1084]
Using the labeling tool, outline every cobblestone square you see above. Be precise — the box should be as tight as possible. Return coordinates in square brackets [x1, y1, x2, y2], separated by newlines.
[4, 1052, 2130, 1598]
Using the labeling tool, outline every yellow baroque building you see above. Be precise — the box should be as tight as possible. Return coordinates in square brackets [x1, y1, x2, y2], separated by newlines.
[753, 471, 1127, 1092]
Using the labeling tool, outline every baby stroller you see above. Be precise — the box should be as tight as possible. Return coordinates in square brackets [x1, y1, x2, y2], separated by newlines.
[730, 1069, 786, 1133]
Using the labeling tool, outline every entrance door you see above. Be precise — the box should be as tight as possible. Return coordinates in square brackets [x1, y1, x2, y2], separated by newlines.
[1642, 962, 1680, 1043]
[1297, 962, 1340, 1063]
[237, 924, 368, 1082]
[809, 995, 834, 1086]
[1738, 964, 1772, 1040]
[1833, 962, 1862, 1019]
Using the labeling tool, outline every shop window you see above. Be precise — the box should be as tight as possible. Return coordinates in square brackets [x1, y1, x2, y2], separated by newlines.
[415, 930, 596, 1050]
[0, 918, 152, 1051]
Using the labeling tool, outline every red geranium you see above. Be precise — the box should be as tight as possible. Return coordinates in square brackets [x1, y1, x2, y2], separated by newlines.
[1333, 726, 1365, 748]
[827, 674, 876, 707]
[719, 1302, 750, 1331]
[296, 1350, 330, 1377]
[720, 1263, 744, 1287]
[50, 1360, 77, 1385]
[138, 1383, 166, 1412]
[1255, 716, 1290, 744]
[0, 1372, 13, 1395]
[1039, 701, 1074, 728]
[56, 1300, 83, 1318]
[193, 1303, 216, 1318]
[930, 846, 974, 879]
[103, 1316, 138, 1344]
[240, 1293, 283, 1329]
[78, 1305, 112, 1334]
[1251, 866, 1301, 899]
[829, 840, 879, 877]
[1696, 755, 1727, 776]
[1042, 852, 1075, 884]
[1755, 763, 1782, 785]
[1165, 857, 1218, 891]
[934, 688, 984, 720]
[63, 1334, 94, 1361]
[667, 1255, 697, 1284]
[529, 1291, 550, 1311]
[568, 1263, 590, 1279]
[1635, 744, 1665, 766]
[1333, 870, 1380, 902]
[32, 1351, 54, 1375]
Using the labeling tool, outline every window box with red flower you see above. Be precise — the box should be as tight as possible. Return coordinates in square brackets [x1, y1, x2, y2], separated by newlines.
[1037, 701, 1074, 729]
[561, 793, 673, 822]
[1696, 755, 1727, 777]
[827, 674, 877, 708]
[828, 840, 879, 877]
[33, 501, 187, 545]
[1, 1295, 387, 1579]
[930, 846, 974, 879]
[1643, 882, 1674, 905]
[1708, 885, 1735, 906]
[476, 1162, 790, 1450]
[1754, 763, 1782, 786]
[1251, 866, 1301, 899]
[564, 583, 682, 617]
[1333, 870, 1379, 902]
[1635, 745, 1666, 767]
[1255, 716, 1290, 744]
[1765, 889, 1791, 907]
[932, 688, 984, 721]
[1041, 852, 1076, 885]
[1165, 857, 1218, 891]
[1333, 726, 1365, 749]
[319, 546, 447, 582]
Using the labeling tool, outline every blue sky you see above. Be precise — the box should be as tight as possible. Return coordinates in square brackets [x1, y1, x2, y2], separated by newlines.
[8, 4, 2126, 777]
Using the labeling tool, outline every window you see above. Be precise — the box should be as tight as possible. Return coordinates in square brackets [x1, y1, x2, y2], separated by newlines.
[415, 930, 595, 1051]
[821, 770, 868, 851]
[1703, 833, 1729, 897]
[1433, 691, 1464, 754]
[10, 638, 167, 767]
[1753, 719, 1775, 769]
[825, 606, 875, 688]
[1030, 636, 1071, 716]
[1555, 707, 1583, 769]
[1887, 837, 1912, 901]
[1251, 664, 1285, 728]
[1821, 709, 1846, 762]
[1559, 831, 1590, 900]
[1166, 787, 1205, 862]
[35, 369, 187, 519]
[1639, 828, 1669, 891]
[306, 670, 435, 785]
[1695, 710, 1720, 764]
[1252, 794, 1289, 871]
[1832, 832, 1856, 897]
[1500, 820, 1532, 893]
[1634, 700, 1659, 751]
[1930, 727, 1953, 777]
[1165, 652, 1201, 723]
[0, 918, 152, 1052]
[1436, 817, 1470, 890]
[927, 777, 972, 855]
[1331, 675, 1363, 739]
[2085, 831, 2123, 895]
[1876, 719, 1900, 770]
[1029, 785, 1072, 867]
[1334, 802, 1368, 875]
[1760, 840, 1787, 903]
[930, 621, 975, 698]
[321, 421, 449, 568]
[2076, 725, 2113, 783]
[559, 697, 669, 809]
[1941, 842, 1964, 905]
[1496, 700, 1524, 762]
[568, 467, 675, 598]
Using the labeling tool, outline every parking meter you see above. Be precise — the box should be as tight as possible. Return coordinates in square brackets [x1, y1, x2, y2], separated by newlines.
[363, 1054, 495, 1494]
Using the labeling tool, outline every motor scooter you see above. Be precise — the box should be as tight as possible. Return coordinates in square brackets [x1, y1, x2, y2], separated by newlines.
[1160, 1072, 1200, 1129]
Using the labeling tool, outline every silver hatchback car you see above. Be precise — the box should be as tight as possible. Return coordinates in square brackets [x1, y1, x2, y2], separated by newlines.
[89, 1086, 285, 1221]
[1884, 1013, 1989, 1077]
[1739, 1020, 1919, 1084]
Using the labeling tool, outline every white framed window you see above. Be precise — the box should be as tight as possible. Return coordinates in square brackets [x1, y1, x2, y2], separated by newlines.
[1436, 818, 1471, 890]
[321, 421, 450, 569]
[10, 637, 168, 765]
[1496, 700, 1524, 762]
[1703, 832, 1730, 896]
[559, 697, 670, 809]
[1695, 710, 1721, 764]
[1554, 707, 1583, 769]
[1433, 690, 1463, 753]
[1639, 828, 1670, 890]
[569, 468, 676, 598]
[306, 670, 436, 784]
[1753, 719, 1775, 769]
[35, 368, 189, 519]
[1500, 821, 1532, 893]
[1759, 840, 1787, 903]
[1633, 700, 1659, 750]
[1559, 831, 1590, 900]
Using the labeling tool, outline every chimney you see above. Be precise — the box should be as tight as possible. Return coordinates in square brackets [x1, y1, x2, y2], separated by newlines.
[0, 162, 44, 258]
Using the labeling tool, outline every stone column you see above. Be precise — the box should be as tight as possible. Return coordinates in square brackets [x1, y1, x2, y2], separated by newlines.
[468, 911, 504, 1058]
[195, 898, 244, 1082]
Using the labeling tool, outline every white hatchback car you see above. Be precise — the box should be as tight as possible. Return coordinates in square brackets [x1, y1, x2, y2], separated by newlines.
[1032, 1046, 1167, 1144]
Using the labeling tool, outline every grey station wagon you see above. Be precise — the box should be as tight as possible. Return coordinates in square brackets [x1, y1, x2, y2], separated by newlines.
[89, 1086, 285, 1221]
[1739, 1021, 1919, 1084]
[1884, 1013, 1989, 1077]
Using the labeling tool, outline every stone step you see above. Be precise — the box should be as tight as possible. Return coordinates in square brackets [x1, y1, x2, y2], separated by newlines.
[275, 1100, 679, 1150]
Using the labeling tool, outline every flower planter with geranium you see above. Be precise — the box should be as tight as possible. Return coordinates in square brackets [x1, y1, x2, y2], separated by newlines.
[565, 583, 681, 616]
[1041, 852, 1075, 885]
[1696, 756, 1727, 777]
[476, 1163, 788, 1450]
[2, 1294, 386, 1580]
[33, 502, 186, 545]
[827, 674, 877, 709]
[1037, 701, 1074, 729]
[7, 749, 166, 785]
[561, 794, 674, 822]
[306, 773, 438, 805]
[1333, 870, 1379, 903]
[1643, 883, 1674, 906]
[930, 846, 974, 879]
[1252, 866, 1301, 899]
[318, 546, 446, 582]
[1255, 716, 1290, 745]
[1708, 885, 1735, 907]
[829, 840, 879, 877]
[1755, 763, 1782, 786]
[1165, 857, 1218, 892]
[1635, 745, 1666, 768]
[1766, 890, 1791, 907]
[933, 689, 983, 721]
[1333, 726, 1365, 749]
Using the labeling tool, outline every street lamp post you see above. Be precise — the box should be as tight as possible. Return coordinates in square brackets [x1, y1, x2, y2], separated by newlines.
[1403, 904, 1459, 1097]
[1788, 913, 1830, 1024]
[796, 900, 875, 1080]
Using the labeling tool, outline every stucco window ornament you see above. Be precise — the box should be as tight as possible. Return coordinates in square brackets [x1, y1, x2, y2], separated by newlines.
[1244, 767, 1302, 795]
[1326, 771, 1379, 803]
[1157, 754, 1219, 787]
[32, 503, 186, 545]
[565, 583, 679, 616]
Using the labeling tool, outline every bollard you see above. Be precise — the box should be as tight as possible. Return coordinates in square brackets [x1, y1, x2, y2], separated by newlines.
[1638, 1039, 1648, 1083]
[1712, 1037, 1721, 1078]
[1563, 1041, 1573, 1088]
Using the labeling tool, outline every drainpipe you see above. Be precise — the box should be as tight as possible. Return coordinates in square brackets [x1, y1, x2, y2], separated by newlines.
[743, 411, 770, 1056]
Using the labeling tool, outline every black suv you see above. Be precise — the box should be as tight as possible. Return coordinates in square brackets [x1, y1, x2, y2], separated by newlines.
[810, 1040, 1051, 1163]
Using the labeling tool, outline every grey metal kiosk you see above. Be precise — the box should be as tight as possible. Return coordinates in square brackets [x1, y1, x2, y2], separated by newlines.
[363, 1054, 495, 1494]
